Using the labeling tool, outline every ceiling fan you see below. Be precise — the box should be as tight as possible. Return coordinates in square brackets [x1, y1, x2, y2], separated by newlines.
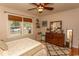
[28, 3, 54, 13]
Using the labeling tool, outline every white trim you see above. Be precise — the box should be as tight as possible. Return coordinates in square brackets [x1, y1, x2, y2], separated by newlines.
[73, 45, 78, 48]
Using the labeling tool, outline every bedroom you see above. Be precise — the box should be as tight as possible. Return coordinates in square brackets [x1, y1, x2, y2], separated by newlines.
[0, 3, 79, 56]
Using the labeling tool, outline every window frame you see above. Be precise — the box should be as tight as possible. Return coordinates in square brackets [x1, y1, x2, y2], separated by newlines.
[8, 15, 33, 37]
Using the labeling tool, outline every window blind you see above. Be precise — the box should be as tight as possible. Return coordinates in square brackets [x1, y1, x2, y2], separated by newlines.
[8, 15, 32, 22]
[23, 18, 32, 22]
[8, 15, 22, 21]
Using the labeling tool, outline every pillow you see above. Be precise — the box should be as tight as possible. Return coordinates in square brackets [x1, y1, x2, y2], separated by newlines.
[0, 40, 8, 51]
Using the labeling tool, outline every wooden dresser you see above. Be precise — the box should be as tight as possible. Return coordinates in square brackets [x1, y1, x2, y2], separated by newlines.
[45, 32, 65, 47]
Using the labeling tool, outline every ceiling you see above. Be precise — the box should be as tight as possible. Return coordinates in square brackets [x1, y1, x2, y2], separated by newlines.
[0, 3, 79, 16]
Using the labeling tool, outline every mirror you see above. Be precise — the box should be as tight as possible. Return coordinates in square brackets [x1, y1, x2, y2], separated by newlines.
[66, 29, 73, 48]
[50, 21, 62, 33]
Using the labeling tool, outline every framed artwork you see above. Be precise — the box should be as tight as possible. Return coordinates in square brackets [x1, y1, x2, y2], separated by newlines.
[36, 19, 40, 28]
[42, 21, 47, 27]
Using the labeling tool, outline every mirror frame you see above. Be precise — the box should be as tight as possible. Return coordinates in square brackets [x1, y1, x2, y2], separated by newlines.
[66, 29, 73, 48]
[50, 21, 62, 32]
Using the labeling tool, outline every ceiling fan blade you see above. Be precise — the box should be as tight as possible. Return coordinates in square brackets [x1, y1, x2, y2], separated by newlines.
[44, 3, 49, 6]
[44, 7, 54, 10]
[28, 8, 37, 11]
[32, 3, 39, 7]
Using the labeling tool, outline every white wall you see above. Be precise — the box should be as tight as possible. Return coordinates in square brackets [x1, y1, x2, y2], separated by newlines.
[0, 6, 37, 41]
[40, 8, 79, 48]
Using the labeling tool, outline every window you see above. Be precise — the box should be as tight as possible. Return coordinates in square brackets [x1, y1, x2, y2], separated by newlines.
[8, 15, 33, 37]
[23, 22, 32, 34]
[23, 17, 33, 34]
[9, 21, 21, 35]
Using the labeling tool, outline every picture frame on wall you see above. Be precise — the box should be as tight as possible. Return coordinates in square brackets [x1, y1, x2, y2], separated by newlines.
[36, 19, 40, 28]
[42, 21, 47, 27]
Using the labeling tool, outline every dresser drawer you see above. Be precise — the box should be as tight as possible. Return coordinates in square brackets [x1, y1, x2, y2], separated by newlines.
[45, 32, 65, 47]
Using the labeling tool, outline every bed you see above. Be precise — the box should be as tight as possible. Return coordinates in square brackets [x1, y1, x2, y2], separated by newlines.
[0, 38, 48, 56]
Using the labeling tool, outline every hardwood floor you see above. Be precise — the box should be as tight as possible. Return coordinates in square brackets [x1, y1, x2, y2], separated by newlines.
[70, 48, 79, 56]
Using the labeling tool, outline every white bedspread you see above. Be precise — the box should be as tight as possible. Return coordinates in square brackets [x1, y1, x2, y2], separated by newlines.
[0, 38, 46, 56]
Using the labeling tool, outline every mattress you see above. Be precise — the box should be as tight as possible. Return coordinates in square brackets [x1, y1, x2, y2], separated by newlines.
[0, 38, 47, 56]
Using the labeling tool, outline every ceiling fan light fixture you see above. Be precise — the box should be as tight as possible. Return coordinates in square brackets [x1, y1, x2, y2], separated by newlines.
[38, 6, 43, 13]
